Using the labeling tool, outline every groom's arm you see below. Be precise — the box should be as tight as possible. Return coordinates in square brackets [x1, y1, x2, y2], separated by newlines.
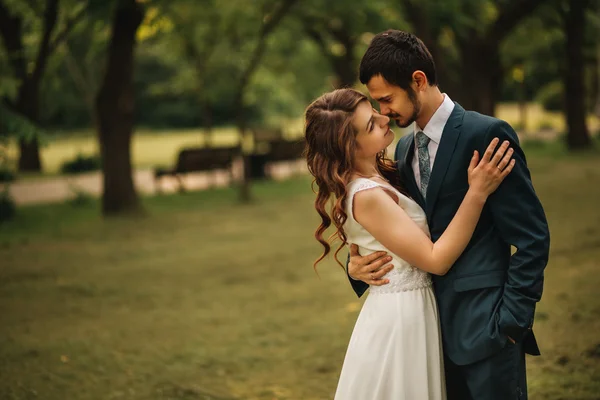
[347, 254, 369, 298]
[483, 120, 550, 340]
[346, 246, 394, 298]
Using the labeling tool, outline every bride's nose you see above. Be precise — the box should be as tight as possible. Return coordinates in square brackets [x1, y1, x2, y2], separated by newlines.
[379, 114, 390, 126]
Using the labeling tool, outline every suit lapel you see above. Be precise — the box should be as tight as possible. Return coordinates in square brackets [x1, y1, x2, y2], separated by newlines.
[396, 135, 425, 209]
[425, 103, 465, 221]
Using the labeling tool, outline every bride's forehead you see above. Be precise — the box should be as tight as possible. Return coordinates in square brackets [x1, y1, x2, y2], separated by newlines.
[352, 102, 372, 128]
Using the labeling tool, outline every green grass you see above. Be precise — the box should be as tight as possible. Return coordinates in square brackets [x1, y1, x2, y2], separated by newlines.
[1, 154, 600, 399]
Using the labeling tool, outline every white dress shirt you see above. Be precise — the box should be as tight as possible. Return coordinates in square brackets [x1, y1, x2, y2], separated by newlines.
[412, 94, 455, 189]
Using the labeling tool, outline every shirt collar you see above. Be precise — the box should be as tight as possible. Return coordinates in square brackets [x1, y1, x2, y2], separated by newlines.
[413, 94, 455, 145]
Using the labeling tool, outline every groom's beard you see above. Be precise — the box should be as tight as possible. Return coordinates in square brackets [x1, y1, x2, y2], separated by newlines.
[390, 90, 421, 128]
[392, 101, 420, 129]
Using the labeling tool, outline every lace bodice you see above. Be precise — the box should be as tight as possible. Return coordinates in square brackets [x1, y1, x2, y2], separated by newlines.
[344, 178, 432, 294]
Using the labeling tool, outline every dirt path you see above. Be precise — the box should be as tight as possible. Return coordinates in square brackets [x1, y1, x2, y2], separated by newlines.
[7, 159, 308, 205]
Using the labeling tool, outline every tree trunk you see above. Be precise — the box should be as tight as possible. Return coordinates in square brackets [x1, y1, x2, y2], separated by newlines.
[331, 51, 356, 89]
[401, 0, 459, 99]
[15, 81, 43, 171]
[564, 0, 592, 150]
[456, 40, 501, 116]
[95, 0, 144, 215]
[330, 31, 356, 89]
[0, 0, 60, 172]
[593, 42, 600, 117]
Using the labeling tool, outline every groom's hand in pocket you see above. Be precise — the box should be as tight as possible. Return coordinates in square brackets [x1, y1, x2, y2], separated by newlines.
[348, 244, 394, 286]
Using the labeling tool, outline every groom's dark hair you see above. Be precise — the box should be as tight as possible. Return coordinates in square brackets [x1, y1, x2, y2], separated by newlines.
[359, 30, 437, 89]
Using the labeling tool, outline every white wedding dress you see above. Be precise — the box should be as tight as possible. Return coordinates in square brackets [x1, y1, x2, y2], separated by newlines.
[334, 178, 446, 400]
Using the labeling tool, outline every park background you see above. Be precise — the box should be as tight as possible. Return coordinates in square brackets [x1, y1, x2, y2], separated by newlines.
[1, 0, 600, 399]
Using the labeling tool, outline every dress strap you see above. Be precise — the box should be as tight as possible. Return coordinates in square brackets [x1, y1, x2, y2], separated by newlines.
[352, 178, 381, 194]
[347, 178, 401, 222]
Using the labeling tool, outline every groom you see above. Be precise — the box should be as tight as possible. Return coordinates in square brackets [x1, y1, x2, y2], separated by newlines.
[347, 30, 550, 399]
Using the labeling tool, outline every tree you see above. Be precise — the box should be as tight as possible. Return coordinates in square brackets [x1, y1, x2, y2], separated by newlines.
[294, 1, 398, 89]
[392, 0, 548, 116]
[95, 0, 145, 215]
[0, 0, 87, 172]
[454, 0, 550, 115]
[163, 0, 222, 134]
[396, 0, 461, 99]
[562, 0, 593, 150]
[229, 0, 299, 202]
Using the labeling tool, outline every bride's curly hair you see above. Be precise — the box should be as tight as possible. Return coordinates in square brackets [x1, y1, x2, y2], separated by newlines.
[304, 88, 407, 271]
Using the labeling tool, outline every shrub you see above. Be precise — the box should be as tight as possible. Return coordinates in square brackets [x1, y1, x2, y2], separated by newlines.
[0, 167, 16, 183]
[537, 121, 555, 131]
[0, 189, 16, 223]
[60, 154, 101, 174]
[536, 81, 563, 112]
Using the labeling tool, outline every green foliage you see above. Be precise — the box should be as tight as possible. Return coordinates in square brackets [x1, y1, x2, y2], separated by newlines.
[0, 167, 15, 183]
[60, 153, 102, 174]
[0, 104, 46, 144]
[0, 0, 593, 133]
[536, 81, 564, 112]
[0, 189, 16, 223]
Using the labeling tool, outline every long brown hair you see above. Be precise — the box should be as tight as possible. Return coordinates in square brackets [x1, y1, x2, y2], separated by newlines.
[304, 88, 405, 271]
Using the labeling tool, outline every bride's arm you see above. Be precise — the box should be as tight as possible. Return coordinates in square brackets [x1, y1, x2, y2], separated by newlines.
[354, 138, 514, 276]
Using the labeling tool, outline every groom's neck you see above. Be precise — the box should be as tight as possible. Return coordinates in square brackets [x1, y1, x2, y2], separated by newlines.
[415, 87, 445, 130]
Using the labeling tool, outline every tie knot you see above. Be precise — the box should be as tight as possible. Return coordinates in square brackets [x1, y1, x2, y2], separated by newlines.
[416, 131, 430, 149]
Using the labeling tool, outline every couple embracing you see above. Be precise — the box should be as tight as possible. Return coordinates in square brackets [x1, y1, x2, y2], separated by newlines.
[303, 30, 550, 399]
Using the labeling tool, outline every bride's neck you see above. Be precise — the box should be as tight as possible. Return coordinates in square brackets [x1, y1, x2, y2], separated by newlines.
[354, 157, 379, 176]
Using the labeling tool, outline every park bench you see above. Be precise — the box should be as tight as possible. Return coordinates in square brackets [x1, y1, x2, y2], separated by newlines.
[267, 138, 306, 163]
[154, 146, 240, 192]
[262, 138, 306, 178]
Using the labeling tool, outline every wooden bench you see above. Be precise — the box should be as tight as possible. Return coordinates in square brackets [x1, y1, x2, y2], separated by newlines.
[264, 139, 306, 177]
[267, 139, 306, 162]
[154, 146, 240, 192]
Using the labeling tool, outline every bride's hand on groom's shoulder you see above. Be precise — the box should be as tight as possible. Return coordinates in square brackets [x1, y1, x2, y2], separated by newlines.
[348, 244, 394, 286]
[467, 137, 516, 198]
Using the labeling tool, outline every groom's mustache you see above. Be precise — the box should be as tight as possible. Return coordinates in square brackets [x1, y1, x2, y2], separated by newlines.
[387, 113, 402, 127]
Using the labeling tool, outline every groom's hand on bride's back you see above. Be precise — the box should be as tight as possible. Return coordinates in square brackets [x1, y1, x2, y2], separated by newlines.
[348, 244, 394, 286]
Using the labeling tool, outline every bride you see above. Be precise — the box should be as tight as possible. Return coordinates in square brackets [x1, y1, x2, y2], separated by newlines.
[303, 88, 515, 399]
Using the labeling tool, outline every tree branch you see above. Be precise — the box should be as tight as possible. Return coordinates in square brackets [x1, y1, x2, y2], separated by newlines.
[488, 0, 550, 43]
[0, 0, 27, 81]
[22, 0, 44, 17]
[258, 0, 298, 39]
[301, 16, 329, 54]
[30, 0, 59, 86]
[48, 2, 88, 53]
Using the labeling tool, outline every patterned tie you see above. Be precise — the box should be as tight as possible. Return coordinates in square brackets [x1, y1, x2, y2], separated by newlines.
[415, 131, 431, 198]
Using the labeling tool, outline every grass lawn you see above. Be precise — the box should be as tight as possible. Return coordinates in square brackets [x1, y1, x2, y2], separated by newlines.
[1, 150, 600, 399]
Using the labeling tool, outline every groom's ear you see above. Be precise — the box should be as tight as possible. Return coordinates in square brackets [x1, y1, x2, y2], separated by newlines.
[412, 71, 428, 90]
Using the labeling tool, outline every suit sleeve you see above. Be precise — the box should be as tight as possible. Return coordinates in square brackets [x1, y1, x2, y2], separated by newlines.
[483, 120, 550, 340]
